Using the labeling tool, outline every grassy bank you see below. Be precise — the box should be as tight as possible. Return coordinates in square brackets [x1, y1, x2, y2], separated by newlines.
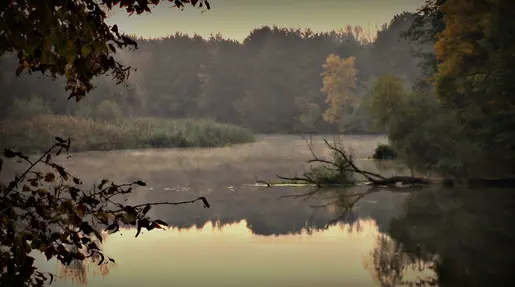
[0, 115, 255, 153]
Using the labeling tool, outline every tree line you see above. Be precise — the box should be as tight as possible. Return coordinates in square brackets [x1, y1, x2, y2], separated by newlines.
[366, 0, 515, 179]
[0, 12, 424, 134]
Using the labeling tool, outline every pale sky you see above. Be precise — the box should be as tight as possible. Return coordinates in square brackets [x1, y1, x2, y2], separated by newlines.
[108, 0, 425, 42]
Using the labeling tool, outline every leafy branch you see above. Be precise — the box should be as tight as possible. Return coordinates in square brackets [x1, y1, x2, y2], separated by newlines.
[0, 137, 210, 286]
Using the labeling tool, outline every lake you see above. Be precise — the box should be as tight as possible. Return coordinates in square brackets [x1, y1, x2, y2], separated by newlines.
[22, 135, 515, 286]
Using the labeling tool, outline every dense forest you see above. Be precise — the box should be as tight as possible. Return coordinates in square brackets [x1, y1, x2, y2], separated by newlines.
[0, 12, 424, 134]
[1, 0, 514, 179]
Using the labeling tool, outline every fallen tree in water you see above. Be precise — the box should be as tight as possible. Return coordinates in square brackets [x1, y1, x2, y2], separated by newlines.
[259, 139, 436, 188]
[257, 138, 515, 189]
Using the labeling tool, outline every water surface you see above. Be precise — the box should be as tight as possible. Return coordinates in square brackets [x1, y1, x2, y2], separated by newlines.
[20, 135, 515, 286]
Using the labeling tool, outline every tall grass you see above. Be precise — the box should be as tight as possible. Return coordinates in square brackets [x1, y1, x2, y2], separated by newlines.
[0, 115, 255, 153]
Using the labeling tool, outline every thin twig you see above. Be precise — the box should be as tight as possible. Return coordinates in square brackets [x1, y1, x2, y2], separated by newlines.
[130, 196, 210, 209]
[3, 144, 58, 199]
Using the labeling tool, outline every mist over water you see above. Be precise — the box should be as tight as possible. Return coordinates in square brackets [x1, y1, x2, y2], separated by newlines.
[30, 134, 424, 286]
[51, 134, 389, 184]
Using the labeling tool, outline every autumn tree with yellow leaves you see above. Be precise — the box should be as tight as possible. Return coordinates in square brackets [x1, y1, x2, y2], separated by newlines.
[320, 54, 358, 131]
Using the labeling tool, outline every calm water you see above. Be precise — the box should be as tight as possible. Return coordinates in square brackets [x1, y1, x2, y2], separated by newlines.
[10, 135, 515, 286]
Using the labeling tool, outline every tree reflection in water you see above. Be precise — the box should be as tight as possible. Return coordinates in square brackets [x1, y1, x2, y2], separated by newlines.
[320, 186, 515, 287]
[55, 186, 515, 286]
[366, 234, 437, 286]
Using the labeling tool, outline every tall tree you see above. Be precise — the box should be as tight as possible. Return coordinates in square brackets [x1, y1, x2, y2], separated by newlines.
[403, 0, 446, 80]
[434, 0, 515, 175]
[197, 35, 245, 123]
[321, 54, 358, 131]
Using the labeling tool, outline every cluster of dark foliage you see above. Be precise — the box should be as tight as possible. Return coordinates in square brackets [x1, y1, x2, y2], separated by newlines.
[372, 144, 398, 160]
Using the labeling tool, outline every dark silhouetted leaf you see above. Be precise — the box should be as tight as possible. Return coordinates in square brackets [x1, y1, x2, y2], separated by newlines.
[105, 222, 120, 233]
[69, 187, 79, 201]
[81, 237, 91, 244]
[154, 219, 169, 226]
[135, 224, 142, 238]
[142, 204, 151, 215]
[53, 165, 68, 180]
[134, 180, 146, 186]
[200, 196, 210, 208]
[4, 149, 16, 158]
[44, 247, 54, 260]
[99, 179, 109, 189]
[80, 222, 95, 235]
[146, 223, 156, 231]
[44, 172, 55, 183]
[96, 252, 105, 265]
[81, 196, 101, 206]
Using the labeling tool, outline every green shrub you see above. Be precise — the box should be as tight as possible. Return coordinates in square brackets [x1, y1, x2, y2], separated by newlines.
[304, 148, 356, 185]
[372, 143, 398, 160]
[305, 165, 354, 185]
[0, 115, 255, 153]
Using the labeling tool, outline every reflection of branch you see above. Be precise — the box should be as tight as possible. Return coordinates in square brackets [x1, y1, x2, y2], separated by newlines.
[278, 187, 322, 201]
[323, 187, 379, 228]
[279, 186, 380, 229]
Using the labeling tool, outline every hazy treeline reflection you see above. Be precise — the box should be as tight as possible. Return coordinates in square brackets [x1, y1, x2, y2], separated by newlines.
[49, 185, 515, 286]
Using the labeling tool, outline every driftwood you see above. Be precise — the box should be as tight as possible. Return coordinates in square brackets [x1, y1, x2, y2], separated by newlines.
[268, 138, 434, 188]
[366, 175, 432, 186]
